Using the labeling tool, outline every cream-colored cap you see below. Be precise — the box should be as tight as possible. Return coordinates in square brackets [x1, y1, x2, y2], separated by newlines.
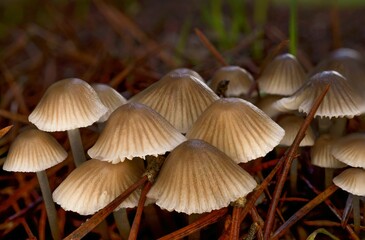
[129, 71, 219, 133]
[331, 133, 365, 168]
[333, 168, 365, 196]
[167, 68, 204, 81]
[88, 102, 187, 163]
[147, 139, 257, 214]
[275, 71, 365, 118]
[186, 98, 285, 163]
[92, 84, 127, 122]
[278, 115, 315, 147]
[209, 66, 254, 97]
[258, 53, 306, 95]
[29, 78, 108, 131]
[311, 134, 346, 168]
[3, 129, 67, 172]
[53, 159, 144, 215]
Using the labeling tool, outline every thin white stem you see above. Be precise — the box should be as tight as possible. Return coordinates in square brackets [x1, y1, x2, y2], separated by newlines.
[353, 194, 360, 235]
[324, 168, 334, 188]
[290, 158, 298, 195]
[113, 208, 130, 239]
[67, 128, 86, 167]
[36, 171, 60, 240]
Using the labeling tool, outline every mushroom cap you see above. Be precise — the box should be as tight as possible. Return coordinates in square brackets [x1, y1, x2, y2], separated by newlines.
[274, 71, 365, 118]
[333, 168, 365, 196]
[88, 102, 187, 163]
[167, 68, 204, 82]
[147, 139, 257, 214]
[311, 134, 347, 168]
[129, 70, 219, 133]
[186, 98, 285, 163]
[331, 133, 365, 168]
[278, 115, 315, 147]
[255, 95, 282, 120]
[53, 159, 144, 215]
[29, 78, 108, 132]
[209, 66, 255, 97]
[258, 53, 306, 95]
[3, 129, 67, 172]
[92, 84, 127, 122]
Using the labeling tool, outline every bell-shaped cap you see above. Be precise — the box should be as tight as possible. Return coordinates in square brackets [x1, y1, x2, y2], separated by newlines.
[88, 102, 187, 163]
[92, 84, 127, 122]
[331, 133, 365, 168]
[209, 66, 254, 97]
[333, 168, 365, 196]
[147, 139, 257, 214]
[29, 78, 108, 132]
[3, 129, 67, 172]
[311, 134, 346, 168]
[278, 115, 315, 147]
[258, 53, 306, 95]
[53, 159, 144, 215]
[167, 68, 204, 82]
[186, 98, 285, 163]
[129, 70, 219, 133]
[275, 71, 365, 118]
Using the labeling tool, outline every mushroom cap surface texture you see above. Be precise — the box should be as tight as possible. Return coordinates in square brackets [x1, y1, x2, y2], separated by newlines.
[333, 168, 365, 196]
[274, 71, 365, 118]
[331, 133, 365, 168]
[186, 98, 285, 163]
[53, 159, 144, 215]
[3, 128, 67, 172]
[147, 139, 257, 214]
[278, 115, 315, 147]
[129, 70, 219, 133]
[311, 134, 347, 168]
[29, 78, 108, 131]
[209, 66, 254, 97]
[258, 53, 306, 95]
[88, 102, 186, 163]
[92, 83, 127, 122]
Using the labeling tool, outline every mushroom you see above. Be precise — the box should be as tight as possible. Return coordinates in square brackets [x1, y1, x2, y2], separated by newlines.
[258, 53, 306, 96]
[278, 115, 315, 193]
[209, 66, 255, 98]
[186, 98, 285, 163]
[88, 102, 187, 163]
[3, 128, 67, 240]
[147, 139, 257, 214]
[129, 69, 219, 133]
[333, 168, 365, 235]
[28, 78, 107, 167]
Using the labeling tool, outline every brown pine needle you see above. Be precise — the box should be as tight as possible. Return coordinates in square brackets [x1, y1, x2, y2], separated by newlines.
[0, 125, 13, 139]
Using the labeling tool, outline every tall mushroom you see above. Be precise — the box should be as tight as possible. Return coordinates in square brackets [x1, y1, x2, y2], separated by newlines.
[3, 128, 67, 240]
[29, 78, 107, 167]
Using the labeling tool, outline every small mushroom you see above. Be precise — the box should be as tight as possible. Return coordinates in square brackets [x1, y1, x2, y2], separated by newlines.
[3, 128, 67, 240]
[29, 78, 107, 167]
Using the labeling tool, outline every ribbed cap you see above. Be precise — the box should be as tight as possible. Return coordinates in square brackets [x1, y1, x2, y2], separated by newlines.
[147, 139, 257, 214]
[209, 66, 254, 97]
[275, 71, 365, 118]
[53, 159, 144, 215]
[129, 71, 219, 133]
[333, 168, 365, 196]
[186, 98, 285, 163]
[258, 53, 306, 95]
[331, 133, 365, 168]
[278, 115, 315, 147]
[29, 78, 108, 131]
[92, 84, 127, 122]
[88, 102, 187, 163]
[311, 134, 346, 168]
[167, 68, 204, 81]
[3, 129, 67, 172]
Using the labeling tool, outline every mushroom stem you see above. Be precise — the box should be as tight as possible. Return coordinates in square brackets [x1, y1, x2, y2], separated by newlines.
[318, 117, 332, 134]
[95, 220, 110, 240]
[67, 128, 86, 167]
[36, 171, 60, 240]
[113, 208, 130, 239]
[290, 158, 298, 194]
[353, 194, 360, 235]
[188, 214, 201, 240]
[324, 168, 334, 188]
[329, 117, 347, 138]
